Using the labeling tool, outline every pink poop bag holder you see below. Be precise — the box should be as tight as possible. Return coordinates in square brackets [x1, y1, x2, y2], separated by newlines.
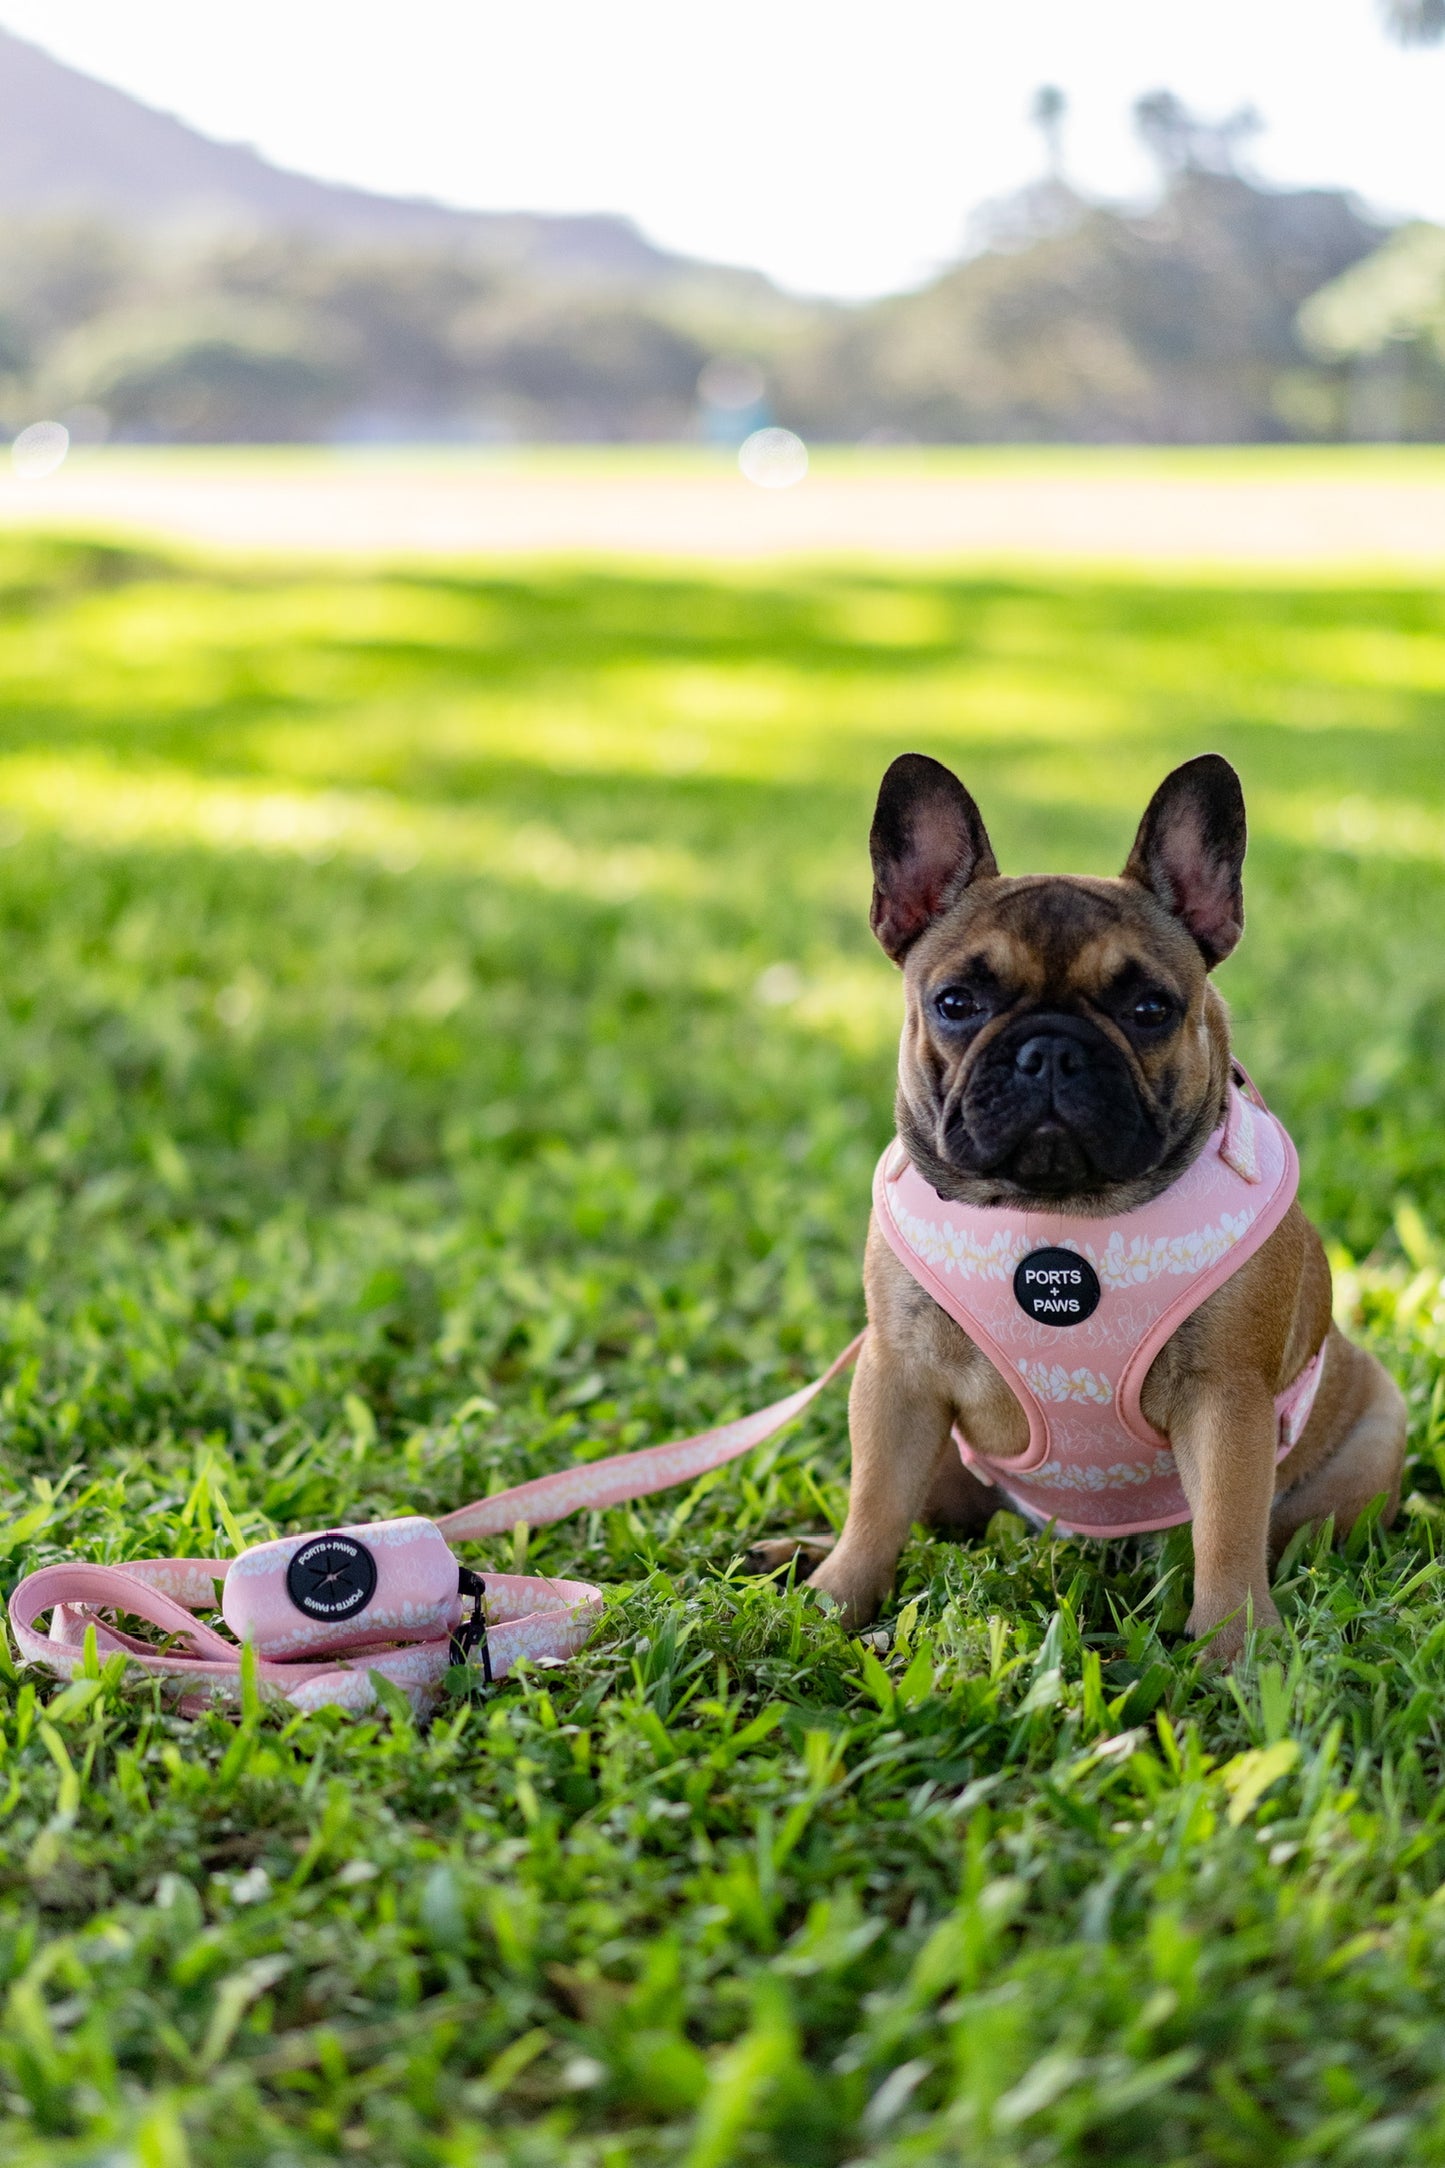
[7, 1339, 864, 1716]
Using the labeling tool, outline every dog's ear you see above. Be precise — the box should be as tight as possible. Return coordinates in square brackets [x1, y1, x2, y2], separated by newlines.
[869, 754, 998, 963]
[1122, 753, 1246, 968]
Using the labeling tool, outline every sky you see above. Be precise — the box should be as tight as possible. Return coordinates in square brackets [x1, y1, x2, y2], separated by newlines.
[0, 0, 1442, 298]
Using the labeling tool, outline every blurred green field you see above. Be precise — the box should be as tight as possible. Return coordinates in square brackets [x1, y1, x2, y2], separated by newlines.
[1, 535, 1445, 2163]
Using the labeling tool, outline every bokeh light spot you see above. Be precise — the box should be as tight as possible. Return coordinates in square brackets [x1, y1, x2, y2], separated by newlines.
[11, 421, 70, 481]
[738, 427, 808, 490]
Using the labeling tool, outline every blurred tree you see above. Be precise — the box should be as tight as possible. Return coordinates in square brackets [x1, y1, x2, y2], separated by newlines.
[48, 304, 346, 441]
[0, 220, 133, 354]
[1292, 223, 1445, 439]
[1380, 0, 1445, 41]
[1301, 224, 1445, 358]
[1133, 90, 1193, 176]
[1134, 90, 1262, 178]
[777, 168, 1382, 443]
[1031, 85, 1068, 183]
[455, 299, 708, 439]
[219, 239, 486, 435]
[0, 310, 28, 377]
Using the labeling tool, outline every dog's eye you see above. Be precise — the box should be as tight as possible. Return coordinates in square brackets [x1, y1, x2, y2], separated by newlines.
[935, 985, 983, 1023]
[1130, 993, 1173, 1028]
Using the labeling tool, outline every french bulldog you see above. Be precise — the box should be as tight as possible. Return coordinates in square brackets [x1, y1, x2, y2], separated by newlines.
[753, 752, 1405, 1661]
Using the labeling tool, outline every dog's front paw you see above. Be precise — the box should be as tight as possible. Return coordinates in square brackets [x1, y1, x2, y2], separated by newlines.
[744, 1534, 836, 1581]
[1187, 1591, 1281, 1666]
[804, 1551, 893, 1630]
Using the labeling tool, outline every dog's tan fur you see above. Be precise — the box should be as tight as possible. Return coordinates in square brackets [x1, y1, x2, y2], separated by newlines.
[753, 756, 1405, 1661]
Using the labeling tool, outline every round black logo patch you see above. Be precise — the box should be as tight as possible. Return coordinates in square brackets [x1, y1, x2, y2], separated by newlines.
[285, 1533, 378, 1622]
[1014, 1247, 1101, 1328]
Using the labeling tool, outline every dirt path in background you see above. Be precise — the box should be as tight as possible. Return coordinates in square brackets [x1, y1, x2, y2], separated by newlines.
[1, 453, 1443, 563]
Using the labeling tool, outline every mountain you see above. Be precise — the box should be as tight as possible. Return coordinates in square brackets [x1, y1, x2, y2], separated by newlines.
[0, 30, 804, 445]
[0, 26, 681, 286]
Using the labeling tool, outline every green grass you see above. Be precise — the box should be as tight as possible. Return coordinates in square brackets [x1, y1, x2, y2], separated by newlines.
[0, 535, 1444, 2164]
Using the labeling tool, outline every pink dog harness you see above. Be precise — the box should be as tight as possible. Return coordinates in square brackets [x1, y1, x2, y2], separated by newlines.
[7, 1072, 1320, 1711]
[873, 1071, 1323, 1536]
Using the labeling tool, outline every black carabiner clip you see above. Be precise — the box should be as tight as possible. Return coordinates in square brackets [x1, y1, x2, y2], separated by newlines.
[450, 1565, 493, 1683]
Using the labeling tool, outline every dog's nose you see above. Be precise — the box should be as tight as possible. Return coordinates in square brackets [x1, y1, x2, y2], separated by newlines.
[1015, 1033, 1085, 1082]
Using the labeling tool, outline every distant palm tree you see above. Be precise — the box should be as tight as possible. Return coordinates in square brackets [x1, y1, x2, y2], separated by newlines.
[1381, 0, 1445, 40]
[1133, 90, 1193, 174]
[1030, 85, 1067, 184]
[1133, 91, 1261, 179]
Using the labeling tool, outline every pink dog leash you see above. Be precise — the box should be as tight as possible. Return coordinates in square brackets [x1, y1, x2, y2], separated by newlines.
[7, 1334, 865, 1715]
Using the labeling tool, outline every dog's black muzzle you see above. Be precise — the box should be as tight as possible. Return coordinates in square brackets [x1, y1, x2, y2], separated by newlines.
[949, 1011, 1164, 1195]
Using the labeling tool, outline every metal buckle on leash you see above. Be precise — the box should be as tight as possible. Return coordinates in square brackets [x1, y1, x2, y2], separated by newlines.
[450, 1566, 492, 1682]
